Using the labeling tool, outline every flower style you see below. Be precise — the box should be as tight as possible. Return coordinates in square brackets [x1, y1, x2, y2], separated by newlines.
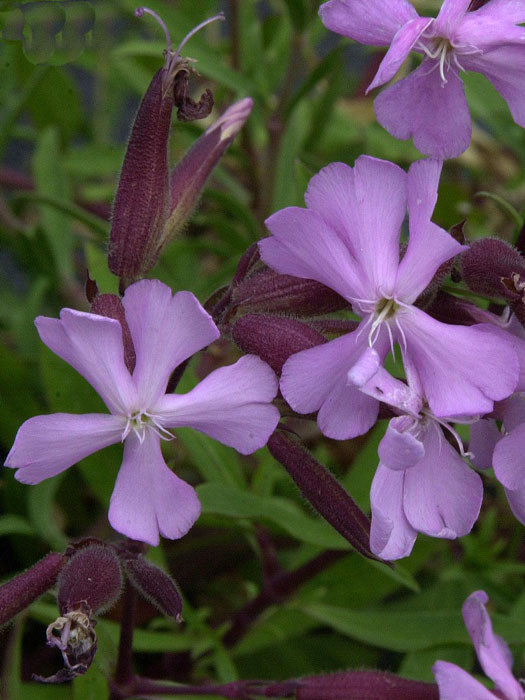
[5, 280, 280, 545]
[258, 155, 518, 441]
[433, 590, 525, 700]
[349, 357, 483, 559]
[319, 0, 525, 158]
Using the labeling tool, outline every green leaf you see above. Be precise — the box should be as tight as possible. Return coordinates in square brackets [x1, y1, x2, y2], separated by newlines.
[177, 428, 246, 489]
[271, 101, 311, 211]
[282, 0, 309, 30]
[73, 666, 109, 700]
[27, 475, 69, 550]
[0, 515, 33, 537]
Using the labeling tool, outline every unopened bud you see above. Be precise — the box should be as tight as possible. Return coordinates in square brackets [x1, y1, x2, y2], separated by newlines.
[123, 556, 183, 622]
[90, 293, 136, 372]
[0, 552, 65, 627]
[426, 291, 506, 327]
[462, 238, 525, 301]
[268, 432, 378, 561]
[231, 268, 347, 316]
[57, 545, 123, 616]
[233, 243, 260, 286]
[232, 314, 325, 373]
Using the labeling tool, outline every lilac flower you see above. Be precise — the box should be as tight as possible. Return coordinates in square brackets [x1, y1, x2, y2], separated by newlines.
[258, 155, 518, 441]
[349, 357, 483, 559]
[5, 279, 279, 545]
[319, 0, 525, 158]
[433, 590, 525, 700]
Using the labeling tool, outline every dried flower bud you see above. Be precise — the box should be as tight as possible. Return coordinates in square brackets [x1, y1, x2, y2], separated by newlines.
[462, 238, 525, 301]
[268, 432, 378, 561]
[173, 68, 214, 122]
[57, 545, 123, 616]
[0, 552, 65, 627]
[232, 314, 325, 374]
[90, 293, 136, 372]
[38, 611, 98, 683]
[231, 268, 348, 317]
[123, 556, 183, 622]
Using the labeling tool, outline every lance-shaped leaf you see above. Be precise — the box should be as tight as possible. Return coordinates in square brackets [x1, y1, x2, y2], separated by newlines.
[262, 671, 439, 699]
[232, 314, 325, 373]
[123, 555, 183, 623]
[0, 552, 65, 626]
[108, 68, 173, 280]
[90, 292, 136, 372]
[268, 432, 379, 561]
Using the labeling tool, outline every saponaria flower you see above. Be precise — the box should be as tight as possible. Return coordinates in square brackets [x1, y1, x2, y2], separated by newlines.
[350, 356, 483, 560]
[258, 155, 518, 441]
[5, 279, 280, 545]
[319, 0, 525, 158]
[433, 590, 525, 700]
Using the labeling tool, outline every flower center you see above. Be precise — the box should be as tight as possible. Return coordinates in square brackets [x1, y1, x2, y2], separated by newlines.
[368, 297, 399, 346]
[122, 411, 174, 444]
[417, 26, 482, 85]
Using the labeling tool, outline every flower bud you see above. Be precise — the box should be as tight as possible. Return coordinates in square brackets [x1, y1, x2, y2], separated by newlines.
[90, 293, 136, 372]
[0, 552, 65, 627]
[123, 555, 183, 623]
[461, 238, 525, 301]
[233, 243, 260, 286]
[231, 268, 348, 317]
[232, 314, 325, 373]
[268, 432, 378, 561]
[290, 671, 439, 700]
[57, 545, 123, 616]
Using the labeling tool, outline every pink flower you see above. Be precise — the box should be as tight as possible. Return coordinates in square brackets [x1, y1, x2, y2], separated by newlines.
[433, 590, 525, 700]
[350, 358, 483, 559]
[258, 156, 518, 441]
[320, 0, 525, 158]
[5, 280, 279, 545]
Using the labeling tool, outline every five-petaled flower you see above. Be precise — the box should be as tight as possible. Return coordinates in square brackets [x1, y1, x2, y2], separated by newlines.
[258, 155, 518, 441]
[433, 590, 525, 699]
[320, 0, 525, 158]
[5, 280, 280, 545]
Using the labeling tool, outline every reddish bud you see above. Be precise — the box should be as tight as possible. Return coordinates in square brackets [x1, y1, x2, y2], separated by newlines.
[57, 545, 122, 616]
[232, 314, 325, 374]
[90, 293, 136, 373]
[268, 432, 379, 561]
[108, 68, 173, 280]
[0, 552, 65, 627]
[233, 243, 260, 286]
[308, 319, 359, 336]
[231, 268, 348, 316]
[426, 291, 504, 326]
[461, 238, 525, 301]
[123, 556, 183, 622]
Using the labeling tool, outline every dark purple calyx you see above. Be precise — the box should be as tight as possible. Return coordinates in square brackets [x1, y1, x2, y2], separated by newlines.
[123, 555, 183, 623]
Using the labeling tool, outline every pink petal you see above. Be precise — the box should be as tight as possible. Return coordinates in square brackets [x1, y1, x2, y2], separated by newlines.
[395, 160, 466, 302]
[493, 423, 525, 491]
[505, 487, 525, 527]
[260, 207, 367, 302]
[433, 661, 499, 700]
[502, 393, 525, 432]
[403, 426, 483, 539]
[319, 0, 418, 46]
[462, 591, 523, 700]
[469, 419, 501, 470]
[466, 0, 525, 24]
[304, 156, 407, 298]
[378, 417, 425, 471]
[367, 17, 433, 92]
[370, 464, 417, 560]
[352, 363, 422, 415]
[374, 59, 472, 159]
[5, 413, 125, 484]
[281, 326, 386, 440]
[434, 0, 472, 35]
[122, 280, 220, 407]
[152, 355, 279, 455]
[36, 311, 138, 415]
[401, 308, 519, 417]
[109, 430, 200, 545]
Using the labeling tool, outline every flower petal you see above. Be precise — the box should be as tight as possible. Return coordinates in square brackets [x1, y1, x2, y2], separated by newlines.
[466, 0, 525, 25]
[493, 422, 525, 491]
[433, 661, 498, 700]
[370, 464, 417, 560]
[36, 311, 138, 415]
[350, 361, 422, 415]
[153, 355, 279, 455]
[319, 0, 418, 46]
[401, 308, 519, 417]
[469, 419, 501, 470]
[304, 156, 407, 297]
[395, 159, 466, 302]
[505, 487, 525, 527]
[260, 206, 367, 302]
[434, 0, 472, 35]
[122, 280, 220, 407]
[109, 430, 200, 545]
[403, 426, 483, 538]
[5, 413, 125, 484]
[367, 17, 433, 92]
[462, 590, 523, 700]
[374, 59, 472, 159]
[379, 417, 425, 471]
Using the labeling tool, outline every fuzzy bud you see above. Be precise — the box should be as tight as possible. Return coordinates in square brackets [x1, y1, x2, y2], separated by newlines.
[232, 314, 325, 373]
[90, 293, 136, 372]
[462, 238, 525, 301]
[0, 552, 65, 627]
[268, 432, 378, 561]
[123, 556, 183, 622]
[57, 545, 123, 616]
